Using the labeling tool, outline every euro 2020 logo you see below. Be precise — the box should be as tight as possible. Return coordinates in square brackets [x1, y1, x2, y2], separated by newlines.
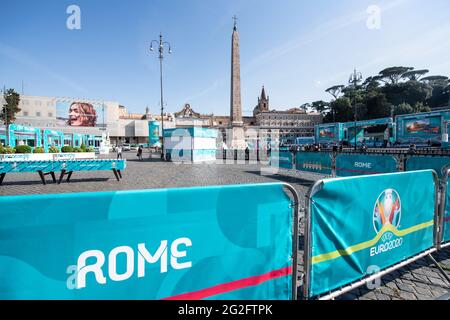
[373, 189, 401, 234]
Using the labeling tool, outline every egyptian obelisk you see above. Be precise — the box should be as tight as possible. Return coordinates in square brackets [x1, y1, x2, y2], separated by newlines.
[229, 16, 246, 149]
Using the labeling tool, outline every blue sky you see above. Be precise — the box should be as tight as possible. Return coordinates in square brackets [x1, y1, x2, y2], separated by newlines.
[1, 0, 450, 116]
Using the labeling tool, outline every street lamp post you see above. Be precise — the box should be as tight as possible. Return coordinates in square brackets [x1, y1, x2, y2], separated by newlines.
[150, 34, 172, 160]
[349, 69, 363, 151]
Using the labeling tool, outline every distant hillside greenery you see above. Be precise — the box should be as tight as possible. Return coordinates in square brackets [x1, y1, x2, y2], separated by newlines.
[308, 67, 450, 123]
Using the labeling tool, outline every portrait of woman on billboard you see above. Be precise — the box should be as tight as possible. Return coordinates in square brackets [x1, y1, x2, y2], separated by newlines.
[68, 102, 97, 127]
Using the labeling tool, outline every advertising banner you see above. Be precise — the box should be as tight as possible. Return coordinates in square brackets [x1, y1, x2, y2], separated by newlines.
[0, 159, 126, 174]
[315, 124, 341, 144]
[406, 156, 450, 179]
[295, 152, 332, 175]
[307, 170, 436, 298]
[0, 161, 55, 173]
[336, 154, 398, 177]
[442, 172, 450, 244]
[395, 110, 450, 144]
[56, 101, 105, 128]
[0, 154, 53, 162]
[0, 183, 294, 300]
[52, 159, 126, 172]
[270, 151, 293, 169]
[148, 121, 160, 147]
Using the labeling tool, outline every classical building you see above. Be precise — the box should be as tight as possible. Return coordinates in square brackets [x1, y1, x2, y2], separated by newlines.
[253, 87, 323, 144]
[173, 104, 213, 127]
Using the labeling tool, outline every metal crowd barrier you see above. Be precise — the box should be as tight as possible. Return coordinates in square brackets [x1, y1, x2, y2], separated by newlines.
[301, 169, 450, 300]
[0, 183, 299, 300]
[0, 159, 126, 185]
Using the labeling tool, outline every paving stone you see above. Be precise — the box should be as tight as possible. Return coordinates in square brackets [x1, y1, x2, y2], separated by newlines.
[398, 291, 417, 300]
[379, 287, 396, 296]
[401, 279, 415, 286]
[412, 274, 429, 282]
[385, 282, 398, 291]
[374, 292, 391, 300]
[402, 273, 415, 281]
[413, 286, 433, 297]
[428, 277, 448, 288]
[415, 282, 433, 289]
[359, 291, 378, 300]
[397, 283, 415, 293]
[432, 288, 448, 297]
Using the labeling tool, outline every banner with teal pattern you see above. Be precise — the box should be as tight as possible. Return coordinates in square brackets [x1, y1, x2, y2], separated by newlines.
[295, 152, 332, 175]
[0, 183, 293, 300]
[308, 170, 436, 298]
[336, 154, 398, 177]
[0, 159, 126, 173]
[406, 156, 450, 179]
[270, 151, 293, 169]
[443, 173, 450, 244]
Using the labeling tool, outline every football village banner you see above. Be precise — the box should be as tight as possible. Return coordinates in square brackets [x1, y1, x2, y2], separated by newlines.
[443, 174, 450, 244]
[270, 151, 293, 170]
[335, 154, 398, 177]
[307, 170, 436, 297]
[0, 183, 293, 299]
[295, 152, 333, 175]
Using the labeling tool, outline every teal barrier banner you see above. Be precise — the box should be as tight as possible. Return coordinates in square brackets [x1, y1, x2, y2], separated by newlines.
[0, 160, 126, 173]
[295, 152, 332, 175]
[336, 154, 397, 177]
[0, 161, 54, 173]
[308, 170, 436, 298]
[443, 174, 450, 244]
[0, 183, 293, 300]
[406, 156, 450, 179]
[270, 151, 293, 169]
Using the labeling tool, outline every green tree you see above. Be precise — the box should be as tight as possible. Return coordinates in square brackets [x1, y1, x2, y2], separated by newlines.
[1, 89, 21, 125]
[326, 97, 354, 123]
[401, 69, 429, 81]
[1, 89, 21, 147]
[311, 100, 329, 113]
[393, 103, 414, 116]
[378, 66, 413, 85]
[422, 75, 449, 109]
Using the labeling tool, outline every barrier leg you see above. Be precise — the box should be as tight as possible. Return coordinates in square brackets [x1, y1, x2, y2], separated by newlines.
[0, 173, 5, 185]
[428, 254, 450, 285]
[117, 170, 122, 179]
[58, 170, 66, 185]
[37, 171, 46, 185]
[66, 171, 73, 182]
[112, 169, 120, 181]
[50, 172, 56, 183]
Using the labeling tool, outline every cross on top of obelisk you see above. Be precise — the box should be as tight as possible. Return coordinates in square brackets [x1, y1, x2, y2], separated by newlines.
[233, 15, 238, 30]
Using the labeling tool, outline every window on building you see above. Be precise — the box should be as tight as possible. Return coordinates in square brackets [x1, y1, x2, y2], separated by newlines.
[48, 112, 53, 117]
[23, 111, 28, 116]
[35, 101, 41, 106]
[36, 112, 41, 117]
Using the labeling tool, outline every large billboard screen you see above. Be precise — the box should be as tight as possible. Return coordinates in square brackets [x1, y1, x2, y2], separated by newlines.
[56, 101, 105, 127]
[404, 116, 441, 136]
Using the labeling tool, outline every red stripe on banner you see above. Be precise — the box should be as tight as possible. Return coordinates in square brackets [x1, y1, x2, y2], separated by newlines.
[335, 168, 382, 175]
[162, 266, 292, 300]
[444, 217, 450, 223]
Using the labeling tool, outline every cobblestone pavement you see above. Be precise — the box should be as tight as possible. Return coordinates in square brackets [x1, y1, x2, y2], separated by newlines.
[1, 151, 449, 300]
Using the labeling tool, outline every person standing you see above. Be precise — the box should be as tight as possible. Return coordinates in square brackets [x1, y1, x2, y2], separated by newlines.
[137, 146, 143, 161]
[117, 145, 123, 159]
